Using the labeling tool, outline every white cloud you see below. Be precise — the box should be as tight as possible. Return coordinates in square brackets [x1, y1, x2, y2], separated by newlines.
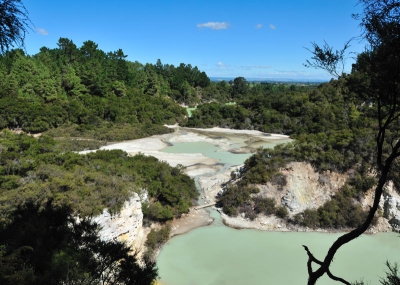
[217, 62, 226, 69]
[213, 62, 234, 71]
[256, 24, 263, 29]
[197, 22, 229, 30]
[36, 28, 48, 36]
[269, 24, 276, 30]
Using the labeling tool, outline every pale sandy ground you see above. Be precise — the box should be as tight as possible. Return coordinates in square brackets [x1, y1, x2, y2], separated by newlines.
[81, 125, 291, 235]
[81, 127, 389, 235]
[80, 133, 219, 168]
[187, 126, 289, 138]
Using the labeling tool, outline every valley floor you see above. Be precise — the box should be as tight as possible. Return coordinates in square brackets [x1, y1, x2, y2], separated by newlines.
[88, 125, 292, 236]
[85, 125, 393, 237]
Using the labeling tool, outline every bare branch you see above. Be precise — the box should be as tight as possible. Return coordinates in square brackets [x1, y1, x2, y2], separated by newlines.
[0, 0, 33, 54]
[326, 269, 351, 285]
[302, 1, 400, 284]
[303, 39, 353, 78]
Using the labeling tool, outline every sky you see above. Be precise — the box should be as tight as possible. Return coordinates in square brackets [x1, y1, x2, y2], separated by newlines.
[22, 0, 366, 81]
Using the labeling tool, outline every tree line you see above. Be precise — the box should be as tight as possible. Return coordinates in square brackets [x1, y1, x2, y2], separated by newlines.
[0, 130, 198, 284]
[2, 0, 400, 283]
[0, 38, 211, 138]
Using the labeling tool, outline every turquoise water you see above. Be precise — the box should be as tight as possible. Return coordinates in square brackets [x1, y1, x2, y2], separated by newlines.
[161, 137, 291, 166]
[162, 141, 252, 166]
[157, 134, 400, 285]
[157, 224, 400, 285]
[186, 107, 197, 118]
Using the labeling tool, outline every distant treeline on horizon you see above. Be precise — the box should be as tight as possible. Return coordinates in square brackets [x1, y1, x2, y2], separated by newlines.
[209, 77, 329, 84]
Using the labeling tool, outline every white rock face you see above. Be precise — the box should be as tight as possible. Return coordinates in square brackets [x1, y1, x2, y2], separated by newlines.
[93, 193, 145, 252]
[382, 181, 400, 231]
[260, 162, 348, 216]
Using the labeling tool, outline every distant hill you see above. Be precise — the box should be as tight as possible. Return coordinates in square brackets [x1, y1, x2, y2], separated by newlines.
[209, 77, 328, 84]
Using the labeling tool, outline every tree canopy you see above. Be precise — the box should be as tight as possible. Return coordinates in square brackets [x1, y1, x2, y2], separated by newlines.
[0, 0, 31, 54]
[0, 201, 158, 285]
[301, 0, 400, 284]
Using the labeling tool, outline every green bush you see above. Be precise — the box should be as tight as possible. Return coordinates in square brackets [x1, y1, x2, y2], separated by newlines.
[145, 224, 171, 252]
[217, 185, 259, 217]
[291, 184, 371, 229]
[275, 206, 289, 219]
[0, 132, 198, 222]
[253, 197, 276, 215]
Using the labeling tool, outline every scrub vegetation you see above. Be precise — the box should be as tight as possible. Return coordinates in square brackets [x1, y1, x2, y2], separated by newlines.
[0, 131, 198, 221]
[1, 0, 400, 284]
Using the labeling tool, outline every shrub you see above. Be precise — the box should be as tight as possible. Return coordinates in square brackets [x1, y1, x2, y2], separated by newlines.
[145, 224, 171, 252]
[253, 197, 276, 215]
[218, 185, 259, 217]
[270, 173, 287, 191]
[275, 206, 289, 219]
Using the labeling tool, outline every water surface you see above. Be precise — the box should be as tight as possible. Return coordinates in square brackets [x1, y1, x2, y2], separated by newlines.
[157, 132, 399, 285]
[158, 223, 400, 285]
[162, 141, 252, 166]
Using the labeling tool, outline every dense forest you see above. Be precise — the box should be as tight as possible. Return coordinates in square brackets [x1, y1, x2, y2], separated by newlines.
[0, 130, 197, 284]
[0, 37, 394, 238]
[0, 36, 398, 282]
[0, 37, 209, 284]
[191, 67, 395, 231]
[0, 39, 211, 141]
[1, 0, 400, 283]
[0, 5, 400, 284]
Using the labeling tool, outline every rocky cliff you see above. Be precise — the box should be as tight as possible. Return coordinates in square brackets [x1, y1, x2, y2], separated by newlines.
[93, 163, 400, 251]
[224, 161, 400, 232]
[93, 192, 146, 252]
[381, 181, 400, 231]
[263, 162, 400, 232]
[259, 162, 348, 216]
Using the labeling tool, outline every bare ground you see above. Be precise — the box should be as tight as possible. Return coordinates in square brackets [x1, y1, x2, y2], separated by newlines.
[169, 208, 214, 237]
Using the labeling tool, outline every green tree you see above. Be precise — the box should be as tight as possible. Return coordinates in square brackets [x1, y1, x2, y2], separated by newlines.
[0, 201, 158, 285]
[56, 37, 78, 64]
[379, 262, 400, 285]
[231, 76, 249, 98]
[0, 0, 31, 54]
[302, 1, 400, 284]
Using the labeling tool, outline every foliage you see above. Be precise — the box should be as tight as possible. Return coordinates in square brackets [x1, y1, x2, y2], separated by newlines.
[145, 224, 171, 258]
[0, 131, 198, 222]
[301, 0, 400, 284]
[352, 261, 400, 285]
[218, 183, 290, 221]
[0, 201, 158, 285]
[0, 39, 216, 136]
[0, 0, 31, 54]
[303, 39, 352, 77]
[241, 148, 287, 184]
[292, 183, 370, 230]
[217, 185, 259, 217]
[45, 122, 174, 144]
[275, 205, 289, 219]
[253, 196, 276, 215]
[52, 137, 106, 152]
[380, 261, 400, 285]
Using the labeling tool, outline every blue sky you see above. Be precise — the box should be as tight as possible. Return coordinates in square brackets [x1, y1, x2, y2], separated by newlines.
[23, 0, 365, 81]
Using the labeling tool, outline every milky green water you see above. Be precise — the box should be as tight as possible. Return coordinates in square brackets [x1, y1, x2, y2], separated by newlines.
[157, 138, 400, 285]
[186, 107, 197, 118]
[157, 219, 400, 285]
[162, 141, 252, 166]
